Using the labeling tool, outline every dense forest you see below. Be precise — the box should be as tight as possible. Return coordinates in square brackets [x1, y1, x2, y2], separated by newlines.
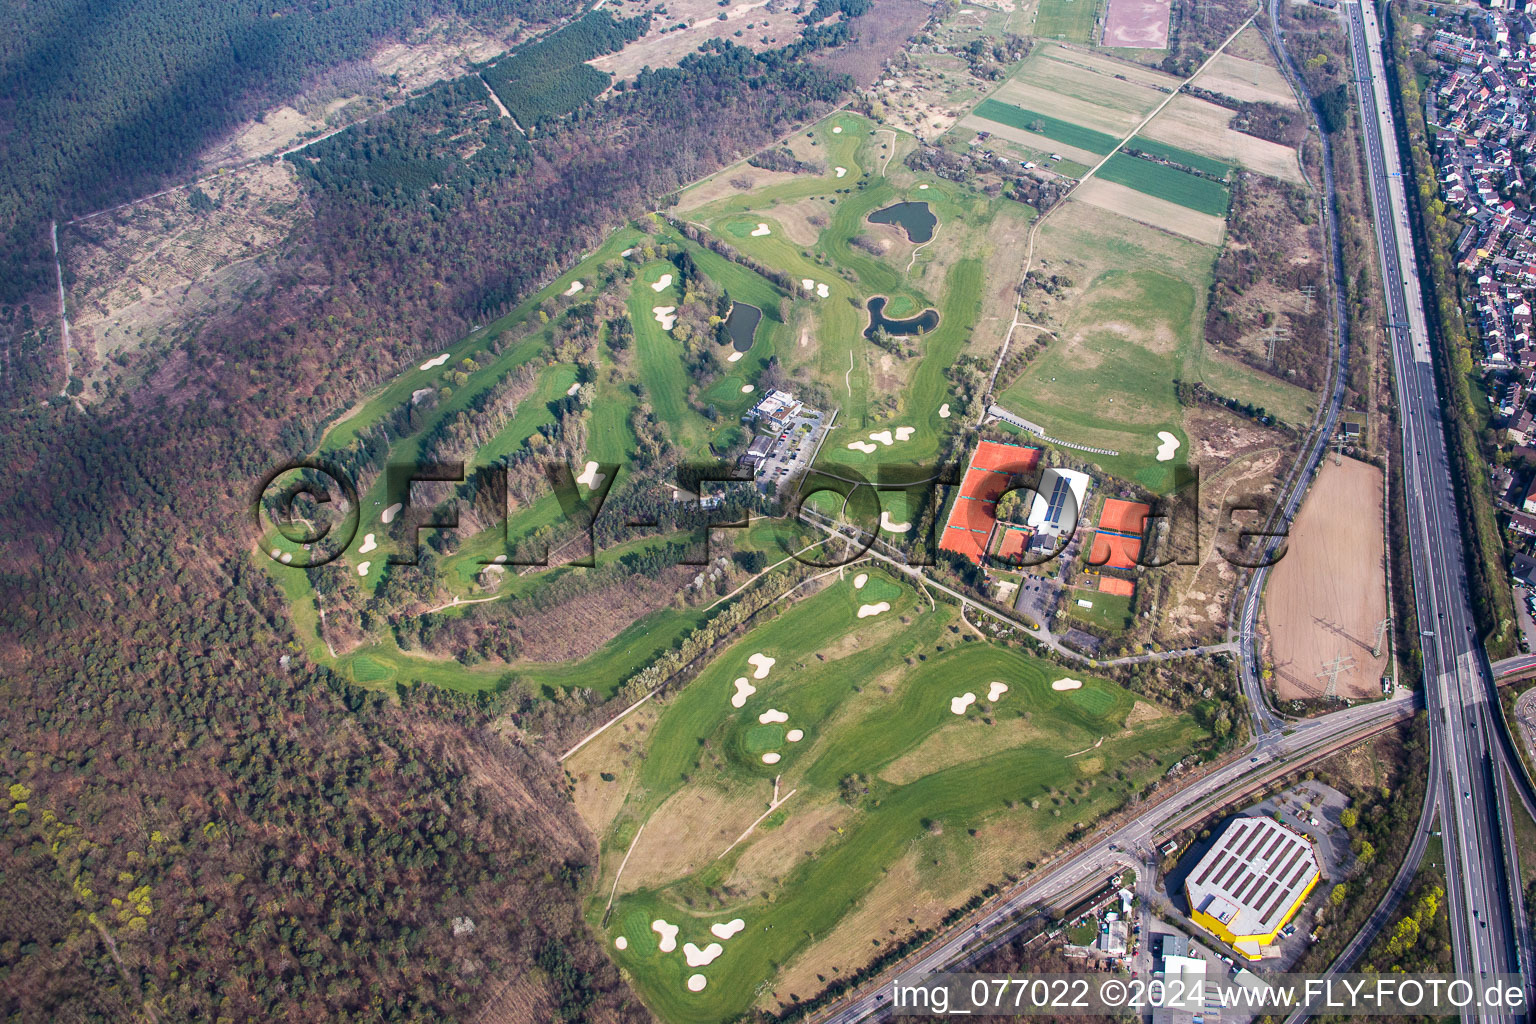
[0, 0, 890, 1017]
[0, 0, 579, 305]
[481, 10, 651, 124]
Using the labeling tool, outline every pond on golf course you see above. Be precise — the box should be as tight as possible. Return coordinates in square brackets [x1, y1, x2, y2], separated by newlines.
[868, 201, 937, 243]
[864, 296, 939, 338]
[725, 301, 762, 352]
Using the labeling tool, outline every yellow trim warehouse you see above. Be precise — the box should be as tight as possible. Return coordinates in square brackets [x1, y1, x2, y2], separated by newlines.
[1185, 815, 1322, 959]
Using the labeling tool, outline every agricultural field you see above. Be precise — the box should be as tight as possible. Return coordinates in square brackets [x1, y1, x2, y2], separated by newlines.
[570, 569, 1207, 1021]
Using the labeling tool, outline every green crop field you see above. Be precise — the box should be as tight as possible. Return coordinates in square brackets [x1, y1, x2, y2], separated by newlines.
[1097, 153, 1230, 216]
[572, 571, 1206, 1022]
[1127, 136, 1233, 179]
[972, 99, 1118, 154]
[1032, 0, 1104, 42]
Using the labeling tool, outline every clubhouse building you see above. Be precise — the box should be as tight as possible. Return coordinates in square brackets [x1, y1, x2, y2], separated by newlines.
[1185, 815, 1321, 959]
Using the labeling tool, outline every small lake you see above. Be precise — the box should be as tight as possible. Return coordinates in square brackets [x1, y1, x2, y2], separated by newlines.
[868, 201, 937, 243]
[725, 301, 762, 352]
[865, 296, 939, 339]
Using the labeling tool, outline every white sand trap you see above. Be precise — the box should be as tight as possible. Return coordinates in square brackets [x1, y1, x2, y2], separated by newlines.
[382, 502, 403, 524]
[786, 728, 804, 742]
[651, 273, 673, 292]
[731, 677, 757, 708]
[854, 572, 868, 589]
[493, 554, 508, 564]
[652, 919, 679, 952]
[727, 351, 744, 362]
[687, 974, 707, 992]
[939, 403, 951, 418]
[621, 247, 635, 257]
[801, 278, 815, 291]
[1052, 678, 1084, 691]
[987, 681, 1009, 702]
[751, 223, 771, 236]
[880, 511, 911, 533]
[280, 552, 293, 564]
[566, 381, 582, 396]
[576, 460, 605, 488]
[1156, 431, 1181, 462]
[748, 653, 776, 679]
[711, 919, 746, 940]
[269, 547, 281, 559]
[832, 126, 843, 134]
[894, 426, 915, 441]
[615, 936, 628, 950]
[847, 440, 878, 454]
[741, 384, 755, 394]
[563, 280, 584, 296]
[684, 942, 724, 967]
[359, 533, 377, 554]
[919, 183, 929, 190]
[419, 353, 450, 370]
[868, 430, 894, 446]
[857, 602, 891, 618]
[950, 692, 977, 715]
[357, 561, 371, 577]
[762, 752, 781, 765]
[816, 283, 829, 298]
[653, 305, 677, 330]
[835, 166, 847, 178]
[759, 708, 789, 724]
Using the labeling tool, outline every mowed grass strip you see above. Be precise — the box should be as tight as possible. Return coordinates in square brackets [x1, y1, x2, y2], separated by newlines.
[973, 99, 1117, 155]
[1127, 136, 1233, 179]
[1096, 153, 1229, 216]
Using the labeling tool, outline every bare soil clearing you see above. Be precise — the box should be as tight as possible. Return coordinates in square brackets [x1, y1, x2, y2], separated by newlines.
[1073, 178, 1227, 245]
[1193, 51, 1301, 108]
[1140, 95, 1303, 183]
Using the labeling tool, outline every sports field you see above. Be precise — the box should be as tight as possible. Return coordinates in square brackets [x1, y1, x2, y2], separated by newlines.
[571, 570, 1205, 1022]
[1033, 0, 1104, 42]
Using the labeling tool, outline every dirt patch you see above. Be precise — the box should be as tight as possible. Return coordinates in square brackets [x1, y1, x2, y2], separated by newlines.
[1265, 457, 1389, 701]
[1121, 700, 1166, 729]
[1102, 0, 1172, 49]
[1140, 95, 1303, 183]
[624, 785, 769, 889]
[727, 798, 856, 892]
[591, 0, 808, 83]
[1193, 52, 1301, 108]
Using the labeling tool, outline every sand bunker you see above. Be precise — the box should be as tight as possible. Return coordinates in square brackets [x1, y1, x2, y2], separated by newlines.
[358, 533, 377, 554]
[1156, 431, 1181, 462]
[816, 283, 829, 298]
[280, 552, 293, 564]
[357, 561, 371, 577]
[492, 554, 507, 564]
[987, 681, 1009, 702]
[651, 273, 673, 292]
[801, 278, 815, 291]
[419, 353, 450, 370]
[621, 247, 635, 257]
[759, 708, 789, 724]
[854, 572, 868, 588]
[751, 223, 771, 236]
[919, 183, 930, 190]
[382, 502, 403, 524]
[269, 547, 281, 559]
[653, 306, 677, 330]
[711, 919, 746, 940]
[847, 441, 878, 454]
[684, 942, 724, 967]
[741, 384, 755, 394]
[748, 653, 776, 678]
[869, 430, 894, 446]
[880, 511, 911, 533]
[731, 677, 757, 708]
[566, 381, 582, 396]
[832, 126, 843, 134]
[939, 403, 951, 418]
[895, 426, 915, 441]
[687, 975, 707, 992]
[950, 692, 977, 715]
[563, 280, 584, 296]
[762, 752, 781, 765]
[835, 166, 847, 177]
[652, 919, 679, 952]
[857, 602, 891, 618]
[727, 351, 744, 362]
[615, 936, 628, 950]
[786, 729, 804, 742]
[410, 387, 434, 405]
[1052, 678, 1084, 691]
[576, 461, 605, 488]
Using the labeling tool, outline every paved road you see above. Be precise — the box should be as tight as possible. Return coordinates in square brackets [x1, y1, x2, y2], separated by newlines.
[1345, 0, 1531, 1001]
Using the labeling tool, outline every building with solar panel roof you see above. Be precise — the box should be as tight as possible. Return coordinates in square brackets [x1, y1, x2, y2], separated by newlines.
[1185, 815, 1321, 959]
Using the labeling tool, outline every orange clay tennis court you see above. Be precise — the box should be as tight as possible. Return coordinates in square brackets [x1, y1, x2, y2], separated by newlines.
[996, 526, 1030, 563]
[940, 440, 1043, 565]
[1098, 575, 1136, 598]
[1088, 531, 1143, 569]
[1098, 498, 1152, 535]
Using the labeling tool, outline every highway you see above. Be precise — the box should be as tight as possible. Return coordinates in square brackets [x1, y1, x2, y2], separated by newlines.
[1344, 0, 1531, 1002]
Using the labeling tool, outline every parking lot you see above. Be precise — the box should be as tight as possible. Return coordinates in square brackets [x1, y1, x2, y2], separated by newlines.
[756, 409, 828, 494]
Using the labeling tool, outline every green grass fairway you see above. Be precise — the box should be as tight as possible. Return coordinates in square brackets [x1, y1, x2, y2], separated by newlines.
[1127, 137, 1233, 179]
[972, 99, 1117, 154]
[575, 573, 1207, 1023]
[1097, 153, 1230, 216]
[348, 654, 393, 683]
[1032, 0, 1103, 41]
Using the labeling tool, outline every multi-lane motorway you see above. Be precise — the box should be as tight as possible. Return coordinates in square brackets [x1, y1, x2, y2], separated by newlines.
[1345, 0, 1531, 1000]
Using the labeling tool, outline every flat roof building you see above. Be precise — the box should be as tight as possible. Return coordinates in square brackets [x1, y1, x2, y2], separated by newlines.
[1185, 815, 1321, 959]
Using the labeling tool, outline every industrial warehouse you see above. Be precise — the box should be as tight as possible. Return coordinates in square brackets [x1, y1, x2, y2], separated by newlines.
[1185, 816, 1322, 959]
